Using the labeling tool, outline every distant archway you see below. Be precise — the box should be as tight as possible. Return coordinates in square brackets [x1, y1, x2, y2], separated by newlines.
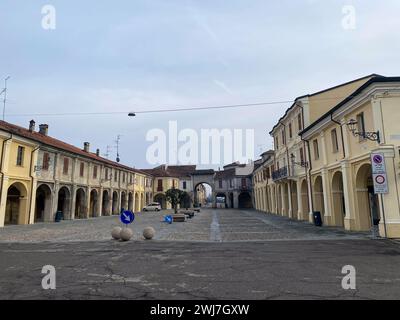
[216, 192, 227, 209]
[154, 193, 167, 209]
[128, 192, 133, 211]
[238, 192, 252, 209]
[194, 182, 212, 207]
[120, 192, 127, 212]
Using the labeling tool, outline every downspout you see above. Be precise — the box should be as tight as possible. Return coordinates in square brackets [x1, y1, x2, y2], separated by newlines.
[330, 114, 346, 158]
[28, 145, 40, 224]
[0, 134, 13, 196]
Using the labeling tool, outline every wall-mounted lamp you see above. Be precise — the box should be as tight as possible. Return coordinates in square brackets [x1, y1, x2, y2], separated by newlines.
[290, 154, 308, 168]
[346, 119, 380, 143]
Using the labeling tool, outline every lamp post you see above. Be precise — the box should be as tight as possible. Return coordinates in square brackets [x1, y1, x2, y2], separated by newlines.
[290, 154, 308, 168]
[346, 118, 380, 143]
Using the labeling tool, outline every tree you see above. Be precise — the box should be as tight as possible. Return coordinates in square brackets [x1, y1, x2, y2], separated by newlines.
[165, 188, 187, 214]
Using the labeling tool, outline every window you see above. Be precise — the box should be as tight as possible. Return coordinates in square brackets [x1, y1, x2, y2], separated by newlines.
[356, 112, 366, 141]
[313, 139, 320, 160]
[80, 162, 84, 177]
[93, 165, 98, 179]
[241, 178, 247, 188]
[299, 147, 304, 164]
[63, 157, 69, 175]
[230, 179, 233, 187]
[183, 181, 187, 189]
[219, 179, 222, 188]
[114, 170, 118, 182]
[275, 137, 279, 149]
[105, 168, 109, 180]
[42, 152, 50, 171]
[289, 123, 293, 139]
[122, 172, 125, 183]
[130, 174, 133, 184]
[297, 114, 302, 132]
[282, 130, 286, 145]
[157, 179, 163, 191]
[331, 129, 339, 153]
[16, 146, 24, 166]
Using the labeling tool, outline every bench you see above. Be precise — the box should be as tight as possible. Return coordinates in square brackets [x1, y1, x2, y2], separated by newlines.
[173, 214, 187, 222]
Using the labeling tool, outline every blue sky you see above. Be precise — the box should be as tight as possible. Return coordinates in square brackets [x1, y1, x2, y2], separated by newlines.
[1, 0, 399, 169]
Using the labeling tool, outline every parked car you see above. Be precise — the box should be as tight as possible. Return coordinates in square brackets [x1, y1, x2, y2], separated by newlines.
[142, 202, 161, 212]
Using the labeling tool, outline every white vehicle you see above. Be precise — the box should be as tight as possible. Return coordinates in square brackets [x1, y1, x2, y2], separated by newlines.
[142, 202, 161, 212]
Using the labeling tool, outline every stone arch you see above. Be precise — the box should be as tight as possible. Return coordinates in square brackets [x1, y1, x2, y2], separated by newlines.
[154, 193, 166, 209]
[355, 163, 378, 230]
[57, 186, 71, 220]
[238, 191, 252, 209]
[194, 182, 213, 207]
[102, 190, 110, 216]
[112, 191, 119, 215]
[134, 192, 140, 211]
[216, 192, 227, 208]
[332, 171, 345, 227]
[35, 183, 52, 222]
[120, 191, 127, 212]
[300, 179, 309, 220]
[5, 182, 29, 225]
[89, 189, 98, 218]
[75, 188, 87, 219]
[128, 192, 134, 211]
[313, 176, 324, 223]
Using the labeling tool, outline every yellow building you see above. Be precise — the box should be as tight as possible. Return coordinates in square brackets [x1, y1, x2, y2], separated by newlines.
[255, 75, 400, 238]
[0, 120, 151, 227]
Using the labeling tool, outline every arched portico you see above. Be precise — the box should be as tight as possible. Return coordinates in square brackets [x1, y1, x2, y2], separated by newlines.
[75, 188, 87, 219]
[313, 176, 325, 223]
[332, 171, 345, 227]
[5, 182, 29, 225]
[35, 184, 52, 222]
[57, 186, 71, 220]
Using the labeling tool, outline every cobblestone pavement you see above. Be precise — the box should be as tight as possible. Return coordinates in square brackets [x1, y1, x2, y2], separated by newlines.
[2, 209, 395, 300]
[0, 208, 370, 243]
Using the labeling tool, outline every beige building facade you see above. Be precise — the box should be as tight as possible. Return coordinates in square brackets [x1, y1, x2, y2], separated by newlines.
[254, 75, 400, 238]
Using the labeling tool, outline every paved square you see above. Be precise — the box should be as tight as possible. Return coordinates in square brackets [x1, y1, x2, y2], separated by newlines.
[0, 209, 399, 299]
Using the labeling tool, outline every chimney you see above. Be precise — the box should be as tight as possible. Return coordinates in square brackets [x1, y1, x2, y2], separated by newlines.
[84, 142, 90, 152]
[96, 148, 100, 156]
[29, 120, 35, 132]
[39, 124, 48, 135]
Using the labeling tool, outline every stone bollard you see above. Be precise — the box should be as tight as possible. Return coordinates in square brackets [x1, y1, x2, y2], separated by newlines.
[120, 227, 133, 241]
[111, 227, 122, 240]
[143, 227, 155, 240]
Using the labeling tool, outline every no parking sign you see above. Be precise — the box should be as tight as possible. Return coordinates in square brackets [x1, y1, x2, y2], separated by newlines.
[371, 153, 389, 194]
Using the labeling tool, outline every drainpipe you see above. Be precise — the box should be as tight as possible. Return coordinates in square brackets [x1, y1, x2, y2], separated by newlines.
[0, 134, 13, 197]
[28, 145, 40, 224]
[301, 136, 314, 213]
[330, 114, 346, 159]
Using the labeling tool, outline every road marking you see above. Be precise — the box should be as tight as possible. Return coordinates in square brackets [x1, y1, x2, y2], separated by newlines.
[210, 210, 222, 242]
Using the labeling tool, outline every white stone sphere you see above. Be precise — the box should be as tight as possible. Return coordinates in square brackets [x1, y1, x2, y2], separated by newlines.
[120, 227, 133, 241]
[111, 227, 122, 240]
[143, 227, 155, 240]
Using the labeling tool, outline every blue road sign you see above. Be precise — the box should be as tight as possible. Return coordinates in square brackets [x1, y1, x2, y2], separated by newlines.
[164, 215, 173, 224]
[120, 210, 135, 225]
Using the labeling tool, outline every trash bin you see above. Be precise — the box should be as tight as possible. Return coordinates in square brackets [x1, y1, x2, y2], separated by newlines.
[313, 211, 322, 227]
[55, 211, 64, 222]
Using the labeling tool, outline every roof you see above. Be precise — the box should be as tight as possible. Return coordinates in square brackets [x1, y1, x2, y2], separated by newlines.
[269, 74, 382, 135]
[0, 120, 149, 175]
[215, 168, 236, 179]
[141, 165, 196, 178]
[191, 169, 215, 176]
[300, 76, 400, 136]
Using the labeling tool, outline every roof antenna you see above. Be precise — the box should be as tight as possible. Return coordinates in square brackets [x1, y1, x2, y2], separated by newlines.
[1, 76, 10, 121]
[114, 134, 121, 163]
[102, 145, 112, 159]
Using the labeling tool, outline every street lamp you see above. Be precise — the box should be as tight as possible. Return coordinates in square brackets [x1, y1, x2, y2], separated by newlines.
[290, 154, 308, 168]
[346, 118, 380, 143]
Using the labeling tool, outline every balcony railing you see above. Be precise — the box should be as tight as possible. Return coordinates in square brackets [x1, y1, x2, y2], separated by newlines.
[272, 166, 288, 181]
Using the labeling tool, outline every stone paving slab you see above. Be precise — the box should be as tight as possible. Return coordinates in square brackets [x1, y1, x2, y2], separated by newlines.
[0, 208, 371, 243]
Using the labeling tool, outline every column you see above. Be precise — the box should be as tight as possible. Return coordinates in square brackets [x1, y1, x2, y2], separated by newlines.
[287, 182, 293, 218]
[296, 179, 303, 220]
[321, 168, 332, 226]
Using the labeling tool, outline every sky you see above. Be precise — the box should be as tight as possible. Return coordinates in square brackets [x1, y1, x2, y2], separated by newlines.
[0, 0, 399, 169]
